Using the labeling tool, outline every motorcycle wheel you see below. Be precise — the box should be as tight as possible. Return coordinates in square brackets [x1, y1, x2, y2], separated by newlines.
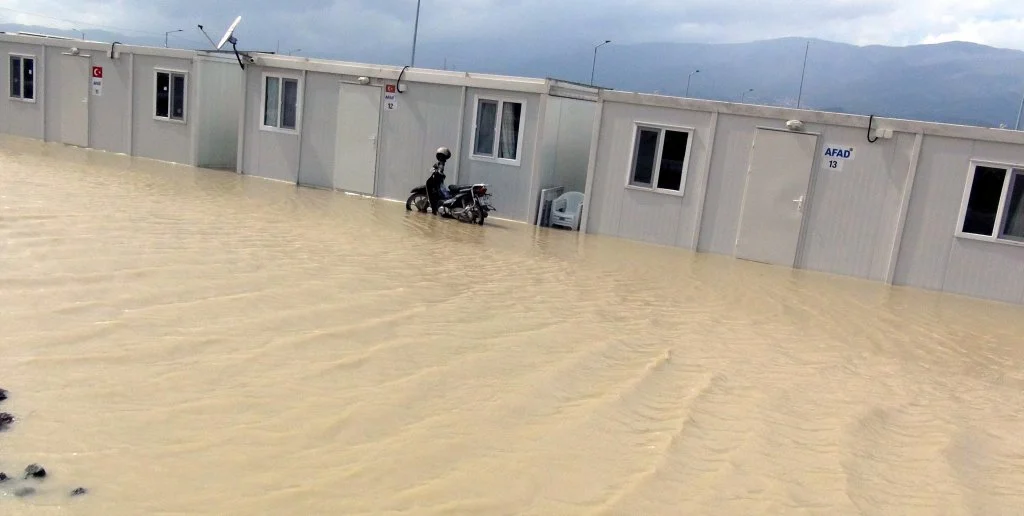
[405, 192, 429, 213]
[455, 207, 476, 224]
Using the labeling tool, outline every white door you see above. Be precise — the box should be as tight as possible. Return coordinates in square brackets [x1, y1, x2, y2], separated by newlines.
[59, 55, 89, 147]
[333, 83, 381, 195]
[734, 128, 818, 267]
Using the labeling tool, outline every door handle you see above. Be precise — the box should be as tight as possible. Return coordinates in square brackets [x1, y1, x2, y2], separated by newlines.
[792, 196, 805, 213]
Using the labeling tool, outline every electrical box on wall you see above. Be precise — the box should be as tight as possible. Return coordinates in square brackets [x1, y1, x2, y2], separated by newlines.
[874, 127, 894, 139]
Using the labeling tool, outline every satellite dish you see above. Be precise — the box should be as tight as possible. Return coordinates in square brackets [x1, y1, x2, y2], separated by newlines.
[217, 16, 242, 50]
[197, 16, 246, 70]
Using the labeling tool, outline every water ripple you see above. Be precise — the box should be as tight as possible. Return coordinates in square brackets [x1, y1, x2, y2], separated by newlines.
[2, 135, 1024, 515]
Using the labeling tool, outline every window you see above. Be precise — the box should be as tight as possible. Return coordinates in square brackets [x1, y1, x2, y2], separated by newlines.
[9, 55, 35, 101]
[628, 124, 693, 194]
[262, 75, 300, 131]
[155, 70, 187, 122]
[472, 97, 524, 163]
[958, 162, 1024, 243]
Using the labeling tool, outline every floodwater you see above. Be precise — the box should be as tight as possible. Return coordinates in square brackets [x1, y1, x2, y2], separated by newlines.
[2, 135, 1024, 516]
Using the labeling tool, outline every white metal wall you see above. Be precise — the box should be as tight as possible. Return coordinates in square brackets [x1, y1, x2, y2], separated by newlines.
[376, 81, 463, 203]
[586, 99, 1024, 304]
[589, 104, 920, 272]
[796, 126, 916, 281]
[241, 65, 301, 183]
[587, 101, 714, 248]
[41, 46, 63, 144]
[196, 59, 243, 169]
[537, 96, 596, 195]
[458, 87, 542, 221]
[131, 54, 196, 165]
[242, 68, 469, 200]
[0, 41, 45, 139]
[894, 136, 971, 292]
[237, 70, 574, 223]
[696, 112, 765, 255]
[4, 42, 209, 165]
[86, 50, 132, 155]
[295, 71, 340, 189]
[895, 136, 1024, 304]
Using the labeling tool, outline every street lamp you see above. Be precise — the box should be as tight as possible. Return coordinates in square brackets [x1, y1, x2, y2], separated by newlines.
[410, 0, 422, 67]
[165, 29, 182, 48]
[73, 28, 85, 40]
[685, 69, 700, 97]
[590, 40, 611, 86]
[741, 88, 754, 102]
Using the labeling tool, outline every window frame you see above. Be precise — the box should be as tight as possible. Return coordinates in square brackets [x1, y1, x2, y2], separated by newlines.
[8, 53, 37, 103]
[259, 72, 303, 134]
[469, 94, 526, 167]
[153, 68, 188, 124]
[624, 122, 695, 197]
[955, 159, 1024, 248]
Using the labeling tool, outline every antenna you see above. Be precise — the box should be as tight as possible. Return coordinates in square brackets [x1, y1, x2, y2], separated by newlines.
[196, 25, 219, 49]
[198, 16, 246, 70]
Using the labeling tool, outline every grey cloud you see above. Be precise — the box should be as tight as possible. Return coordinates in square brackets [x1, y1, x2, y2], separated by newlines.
[3, 0, 1023, 65]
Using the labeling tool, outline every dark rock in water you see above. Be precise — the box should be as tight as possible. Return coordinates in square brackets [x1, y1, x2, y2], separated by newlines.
[0, 472, 8, 482]
[0, 412, 13, 430]
[24, 464, 46, 479]
[14, 487, 36, 497]
[70, 487, 88, 496]
[0, 387, 7, 402]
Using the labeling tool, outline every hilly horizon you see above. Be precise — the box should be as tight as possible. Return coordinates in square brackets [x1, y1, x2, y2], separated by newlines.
[4, 22, 1023, 129]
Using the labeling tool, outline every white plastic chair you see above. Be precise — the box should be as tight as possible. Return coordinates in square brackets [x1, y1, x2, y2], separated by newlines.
[549, 191, 584, 230]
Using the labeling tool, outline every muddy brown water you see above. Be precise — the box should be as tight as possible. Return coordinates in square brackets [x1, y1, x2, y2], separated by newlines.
[2, 135, 1024, 515]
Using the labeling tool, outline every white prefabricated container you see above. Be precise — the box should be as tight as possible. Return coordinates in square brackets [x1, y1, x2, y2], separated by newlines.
[1, 32, 242, 169]
[237, 54, 599, 223]
[582, 90, 1024, 305]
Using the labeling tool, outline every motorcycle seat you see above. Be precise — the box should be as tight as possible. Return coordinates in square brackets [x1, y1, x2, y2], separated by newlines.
[448, 184, 473, 193]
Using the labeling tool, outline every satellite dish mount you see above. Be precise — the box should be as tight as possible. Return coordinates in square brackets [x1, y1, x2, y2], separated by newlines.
[198, 16, 245, 70]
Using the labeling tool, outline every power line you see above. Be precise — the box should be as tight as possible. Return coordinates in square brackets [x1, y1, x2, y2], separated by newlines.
[0, 6, 209, 47]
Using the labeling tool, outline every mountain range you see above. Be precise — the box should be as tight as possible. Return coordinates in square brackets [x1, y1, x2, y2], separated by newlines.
[4, 23, 1023, 129]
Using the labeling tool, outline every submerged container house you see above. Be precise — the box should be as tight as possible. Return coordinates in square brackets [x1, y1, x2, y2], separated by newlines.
[581, 91, 1024, 305]
[237, 53, 599, 223]
[0, 32, 243, 169]
[8, 29, 1018, 305]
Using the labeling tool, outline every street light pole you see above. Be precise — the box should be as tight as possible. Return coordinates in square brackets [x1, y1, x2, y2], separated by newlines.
[741, 88, 754, 103]
[686, 69, 700, 97]
[1016, 90, 1024, 131]
[590, 40, 611, 86]
[410, 0, 422, 67]
[797, 40, 810, 108]
[165, 29, 182, 48]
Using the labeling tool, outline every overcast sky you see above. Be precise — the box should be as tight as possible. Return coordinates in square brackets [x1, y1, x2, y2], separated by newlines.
[2, 0, 1024, 59]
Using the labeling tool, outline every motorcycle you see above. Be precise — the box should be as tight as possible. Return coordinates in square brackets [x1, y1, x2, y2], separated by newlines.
[406, 183, 494, 225]
[405, 147, 495, 225]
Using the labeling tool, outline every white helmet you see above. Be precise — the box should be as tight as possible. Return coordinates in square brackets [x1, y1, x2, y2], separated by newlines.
[435, 146, 452, 162]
